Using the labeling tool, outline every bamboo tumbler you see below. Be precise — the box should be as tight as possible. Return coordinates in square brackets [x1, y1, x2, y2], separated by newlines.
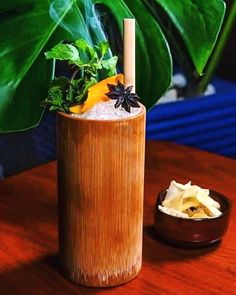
[57, 18, 145, 287]
[57, 108, 146, 287]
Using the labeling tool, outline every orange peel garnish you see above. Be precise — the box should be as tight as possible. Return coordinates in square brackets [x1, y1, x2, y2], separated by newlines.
[69, 74, 124, 114]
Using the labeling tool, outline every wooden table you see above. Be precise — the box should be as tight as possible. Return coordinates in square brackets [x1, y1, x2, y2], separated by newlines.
[0, 141, 235, 295]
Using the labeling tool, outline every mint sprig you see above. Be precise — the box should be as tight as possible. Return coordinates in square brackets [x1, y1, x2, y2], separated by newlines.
[42, 39, 118, 113]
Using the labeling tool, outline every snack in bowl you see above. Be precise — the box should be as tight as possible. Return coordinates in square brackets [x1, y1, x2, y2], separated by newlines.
[154, 181, 231, 247]
[159, 180, 222, 219]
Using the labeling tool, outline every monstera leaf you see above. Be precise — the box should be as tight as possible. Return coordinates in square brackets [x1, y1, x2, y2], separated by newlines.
[0, 0, 225, 132]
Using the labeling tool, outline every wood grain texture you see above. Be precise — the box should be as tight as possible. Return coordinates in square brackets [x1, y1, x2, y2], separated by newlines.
[0, 141, 236, 294]
[57, 108, 146, 287]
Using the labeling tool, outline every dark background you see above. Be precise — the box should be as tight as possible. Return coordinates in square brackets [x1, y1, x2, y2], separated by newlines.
[216, 0, 236, 82]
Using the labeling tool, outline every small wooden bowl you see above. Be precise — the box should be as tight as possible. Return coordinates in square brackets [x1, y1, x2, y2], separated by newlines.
[154, 190, 231, 248]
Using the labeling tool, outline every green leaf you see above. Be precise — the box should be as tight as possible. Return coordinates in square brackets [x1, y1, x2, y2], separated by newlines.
[98, 42, 109, 55]
[51, 76, 71, 90]
[153, 0, 226, 74]
[97, 0, 172, 109]
[44, 77, 70, 106]
[75, 77, 97, 103]
[102, 56, 117, 69]
[47, 77, 70, 100]
[45, 43, 81, 64]
[0, 0, 225, 132]
[0, 0, 79, 132]
[102, 56, 118, 76]
[49, 105, 60, 111]
[75, 39, 91, 51]
[75, 38, 97, 60]
[66, 85, 76, 102]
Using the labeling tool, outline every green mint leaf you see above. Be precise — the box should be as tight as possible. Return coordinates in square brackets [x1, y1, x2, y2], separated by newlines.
[65, 77, 85, 102]
[83, 77, 97, 91]
[49, 105, 60, 111]
[98, 42, 109, 56]
[47, 77, 70, 100]
[75, 39, 91, 51]
[66, 85, 76, 102]
[90, 62, 102, 70]
[75, 39, 97, 61]
[41, 77, 71, 112]
[45, 44, 81, 65]
[75, 77, 97, 103]
[101, 56, 118, 75]
[43, 38, 118, 113]
[72, 77, 85, 90]
[51, 76, 70, 90]
[48, 87, 63, 102]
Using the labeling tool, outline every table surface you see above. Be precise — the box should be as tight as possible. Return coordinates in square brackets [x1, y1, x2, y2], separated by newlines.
[0, 141, 236, 295]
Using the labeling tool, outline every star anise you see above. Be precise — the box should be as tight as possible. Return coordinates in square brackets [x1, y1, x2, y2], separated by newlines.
[105, 81, 140, 113]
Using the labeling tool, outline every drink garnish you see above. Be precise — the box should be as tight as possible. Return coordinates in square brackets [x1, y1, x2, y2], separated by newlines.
[105, 81, 140, 113]
[42, 34, 142, 114]
[69, 74, 123, 114]
[41, 39, 118, 113]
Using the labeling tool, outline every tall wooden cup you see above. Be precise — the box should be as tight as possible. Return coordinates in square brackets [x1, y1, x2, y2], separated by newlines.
[57, 105, 146, 287]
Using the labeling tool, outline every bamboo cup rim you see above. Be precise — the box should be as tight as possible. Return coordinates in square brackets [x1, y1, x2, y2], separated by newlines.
[57, 103, 146, 123]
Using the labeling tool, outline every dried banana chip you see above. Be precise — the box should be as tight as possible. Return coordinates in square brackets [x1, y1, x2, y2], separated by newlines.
[163, 180, 191, 210]
[190, 207, 209, 219]
[158, 205, 189, 218]
[181, 197, 201, 211]
[161, 181, 222, 219]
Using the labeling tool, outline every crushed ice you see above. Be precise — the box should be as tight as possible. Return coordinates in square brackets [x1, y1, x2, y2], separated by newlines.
[71, 100, 141, 120]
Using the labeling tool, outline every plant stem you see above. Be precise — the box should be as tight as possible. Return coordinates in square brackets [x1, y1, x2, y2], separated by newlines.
[51, 59, 56, 80]
[81, 67, 84, 78]
[71, 69, 80, 81]
[196, 1, 236, 94]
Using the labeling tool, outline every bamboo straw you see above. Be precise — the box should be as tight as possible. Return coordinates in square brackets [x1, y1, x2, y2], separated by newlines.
[123, 19, 136, 92]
